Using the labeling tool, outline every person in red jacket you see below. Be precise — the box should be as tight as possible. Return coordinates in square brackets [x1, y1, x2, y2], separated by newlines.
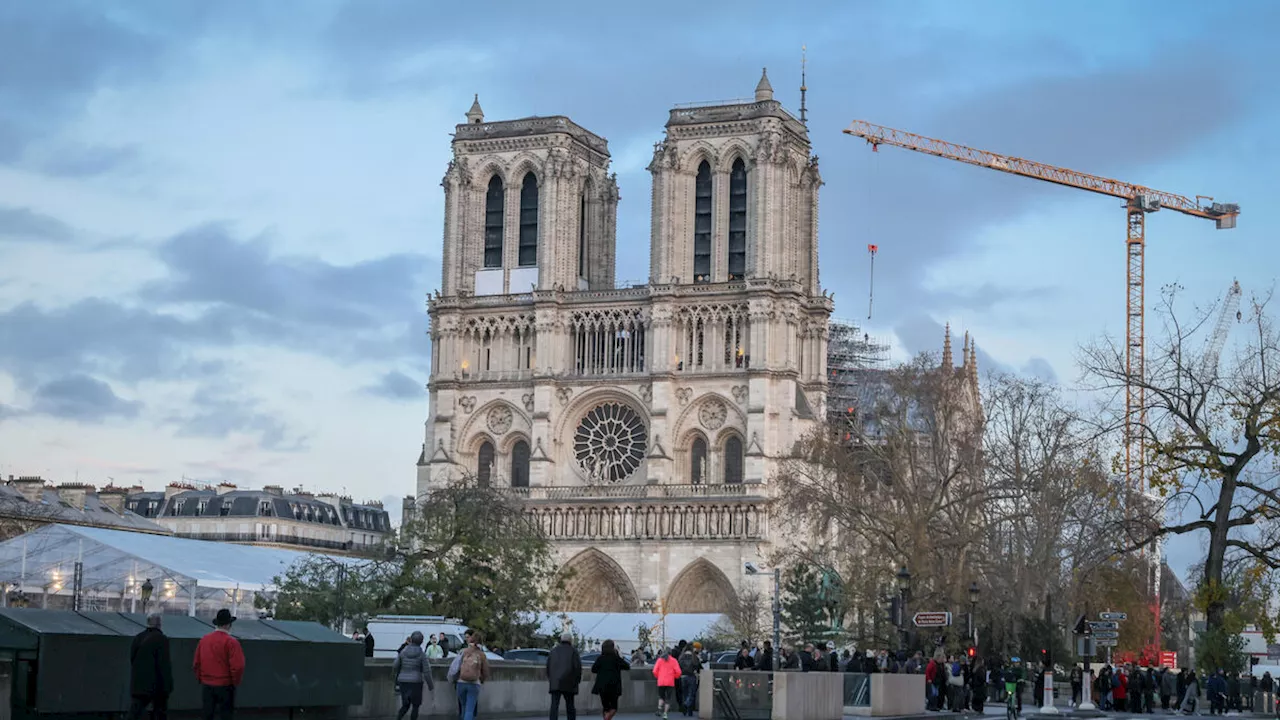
[193, 609, 246, 720]
[652, 648, 682, 720]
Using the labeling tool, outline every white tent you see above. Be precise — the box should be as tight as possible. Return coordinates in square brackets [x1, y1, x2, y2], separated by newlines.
[0, 523, 364, 617]
[533, 611, 727, 653]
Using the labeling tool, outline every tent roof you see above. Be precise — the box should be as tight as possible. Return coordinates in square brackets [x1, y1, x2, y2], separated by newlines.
[0, 524, 365, 593]
[533, 611, 725, 646]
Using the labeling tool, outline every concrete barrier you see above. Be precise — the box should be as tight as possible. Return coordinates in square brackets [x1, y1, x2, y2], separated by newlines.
[352, 660, 661, 720]
[774, 671, 844, 720]
[845, 673, 925, 717]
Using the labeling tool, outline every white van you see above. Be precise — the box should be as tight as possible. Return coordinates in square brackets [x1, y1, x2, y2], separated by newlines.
[365, 615, 503, 661]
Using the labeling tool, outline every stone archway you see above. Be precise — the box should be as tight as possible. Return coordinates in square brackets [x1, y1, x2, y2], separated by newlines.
[552, 548, 640, 612]
[666, 558, 737, 614]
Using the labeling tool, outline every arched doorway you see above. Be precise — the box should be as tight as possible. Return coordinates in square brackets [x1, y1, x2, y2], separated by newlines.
[552, 548, 640, 612]
[665, 558, 737, 614]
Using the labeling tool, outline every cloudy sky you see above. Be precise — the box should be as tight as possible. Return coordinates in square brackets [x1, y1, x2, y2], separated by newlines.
[0, 1, 1276, 552]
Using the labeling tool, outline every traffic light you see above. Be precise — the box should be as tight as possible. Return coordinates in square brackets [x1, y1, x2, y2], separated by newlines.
[1040, 648, 1049, 667]
[966, 646, 976, 659]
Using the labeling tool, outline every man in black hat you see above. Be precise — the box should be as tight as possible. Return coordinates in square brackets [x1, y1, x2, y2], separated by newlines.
[130, 613, 173, 720]
[193, 609, 245, 720]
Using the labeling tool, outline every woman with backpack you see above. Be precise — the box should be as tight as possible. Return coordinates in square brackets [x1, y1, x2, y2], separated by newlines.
[591, 640, 631, 720]
[449, 631, 491, 720]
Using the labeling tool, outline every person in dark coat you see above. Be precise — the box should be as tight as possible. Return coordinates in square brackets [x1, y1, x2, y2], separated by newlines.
[591, 640, 630, 720]
[130, 613, 174, 720]
[392, 631, 435, 720]
[547, 632, 583, 720]
[364, 628, 376, 658]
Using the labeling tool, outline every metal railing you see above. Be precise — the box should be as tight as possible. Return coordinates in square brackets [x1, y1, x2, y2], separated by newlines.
[505, 484, 752, 500]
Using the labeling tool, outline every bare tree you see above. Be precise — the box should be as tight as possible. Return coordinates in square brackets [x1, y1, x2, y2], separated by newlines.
[774, 354, 986, 616]
[1080, 284, 1280, 632]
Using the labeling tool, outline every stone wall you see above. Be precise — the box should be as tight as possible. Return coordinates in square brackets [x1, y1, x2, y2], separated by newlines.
[352, 660, 660, 720]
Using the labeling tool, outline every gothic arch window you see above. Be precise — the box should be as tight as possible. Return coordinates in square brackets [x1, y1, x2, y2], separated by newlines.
[693, 161, 712, 282]
[483, 176, 504, 269]
[690, 436, 708, 485]
[511, 439, 530, 488]
[578, 190, 588, 278]
[728, 158, 747, 280]
[723, 435, 744, 484]
[518, 173, 539, 267]
[477, 440, 495, 487]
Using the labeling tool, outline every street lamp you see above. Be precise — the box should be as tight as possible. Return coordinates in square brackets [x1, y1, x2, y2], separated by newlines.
[896, 566, 912, 652]
[140, 578, 154, 613]
[744, 561, 781, 672]
[967, 581, 980, 647]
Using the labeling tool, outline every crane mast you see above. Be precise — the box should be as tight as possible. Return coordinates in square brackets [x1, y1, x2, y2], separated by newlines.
[1201, 280, 1243, 375]
[843, 120, 1240, 494]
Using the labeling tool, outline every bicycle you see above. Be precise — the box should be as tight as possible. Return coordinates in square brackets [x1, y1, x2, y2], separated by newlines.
[1006, 681, 1019, 720]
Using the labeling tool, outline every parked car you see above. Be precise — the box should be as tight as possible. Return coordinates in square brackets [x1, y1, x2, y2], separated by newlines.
[502, 647, 551, 663]
[581, 651, 601, 666]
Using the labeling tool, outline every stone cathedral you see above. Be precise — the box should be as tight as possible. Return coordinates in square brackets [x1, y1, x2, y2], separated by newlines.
[416, 70, 831, 614]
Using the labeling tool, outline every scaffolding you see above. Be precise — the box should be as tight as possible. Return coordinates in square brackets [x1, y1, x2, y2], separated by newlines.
[0, 524, 365, 618]
[826, 318, 891, 423]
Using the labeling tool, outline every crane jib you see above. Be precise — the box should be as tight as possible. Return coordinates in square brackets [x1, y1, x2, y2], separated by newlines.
[843, 121, 1238, 222]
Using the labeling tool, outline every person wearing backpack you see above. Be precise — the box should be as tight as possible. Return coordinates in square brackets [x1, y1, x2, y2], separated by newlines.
[448, 630, 491, 720]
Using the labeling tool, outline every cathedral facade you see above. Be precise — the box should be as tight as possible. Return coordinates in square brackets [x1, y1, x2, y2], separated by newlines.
[416, 71, 831, 614]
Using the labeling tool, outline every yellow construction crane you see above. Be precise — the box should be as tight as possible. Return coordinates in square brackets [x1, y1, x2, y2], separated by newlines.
[843, 120, 1241, 493]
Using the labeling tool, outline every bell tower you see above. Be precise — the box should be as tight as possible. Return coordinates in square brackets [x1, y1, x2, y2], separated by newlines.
[439, 97, 620, 297]
[647, 69, 822, 293]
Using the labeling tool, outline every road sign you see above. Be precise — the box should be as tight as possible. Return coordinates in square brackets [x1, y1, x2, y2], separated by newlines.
[1088, 621, 1119, 631]
[1092, 631, 1120, 640]
[1096, 639, 1119, 647]
[1159, 651, 1177, 668]
[913, 612, 952, 628]
[1100, 612, 1128, 621]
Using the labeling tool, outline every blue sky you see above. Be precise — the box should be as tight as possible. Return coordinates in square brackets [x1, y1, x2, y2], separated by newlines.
[0, 1, 1275, 564]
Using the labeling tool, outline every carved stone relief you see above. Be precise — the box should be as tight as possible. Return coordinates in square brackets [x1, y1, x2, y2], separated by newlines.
[487, 405, 513, 435]
[731, 385, 748, 404]
[675, 388, 693, 406]
[459, 396, 477, 414]
[699, 399, 727, 430]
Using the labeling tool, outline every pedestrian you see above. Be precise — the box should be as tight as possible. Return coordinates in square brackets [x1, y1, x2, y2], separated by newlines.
[547, 632, 583, 720]
[591, 640, 630, 720]
[1180, 670, 1200, 714]
[1261, 671, 1274, 714]
[969, 658, 986, 713]
[129, 613, 174, 720]
[652, 649, 682, 720]
[1161, 666, 1177, 710]
[753, 641, 773, 671]
[364, 627, 376, 658]
[1070, 664, 1083, 707]
[393, 631, 435, 720]
[426, 634, 444, 660]
[678, 642, 703, 716]
[733, 641, 753, 670]
[827, 642, 840, 672]
[449, 630, 490, 720]
[193, 609, 245, 720]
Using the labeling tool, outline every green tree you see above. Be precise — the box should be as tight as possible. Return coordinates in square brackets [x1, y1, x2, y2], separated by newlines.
[264, 554, 386, 629]
[271, 480, 558, 648]
[781, 563, 845, 641]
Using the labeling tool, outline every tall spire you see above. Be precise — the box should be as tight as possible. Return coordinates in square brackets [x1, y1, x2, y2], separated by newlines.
[969, 338, 979, 384]
[961, 332, 971, 373]
[799, 45, 808, 125]
[941, 323, 953, 370]
[755, 68, 774, 102]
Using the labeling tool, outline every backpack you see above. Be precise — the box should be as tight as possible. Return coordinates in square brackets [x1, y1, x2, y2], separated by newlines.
[459, 648, 484, 683]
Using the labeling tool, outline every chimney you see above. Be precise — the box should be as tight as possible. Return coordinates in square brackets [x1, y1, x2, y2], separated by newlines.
[164, 483, 191, 500]
[11, 476, 46, 503]
[216, 482, 237, 495]
[366, 500, 384, 509]
[262, 485, 284, 497]
[56, 483, 93, 511]
[98, 487, 127, 514]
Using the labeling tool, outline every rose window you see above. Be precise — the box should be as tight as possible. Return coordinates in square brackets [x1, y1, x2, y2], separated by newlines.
[573, 402, 648, 483]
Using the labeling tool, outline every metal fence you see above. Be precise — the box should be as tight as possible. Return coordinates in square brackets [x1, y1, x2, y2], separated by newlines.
[843, 673, 872, 707]
[711, 670, 773, 720]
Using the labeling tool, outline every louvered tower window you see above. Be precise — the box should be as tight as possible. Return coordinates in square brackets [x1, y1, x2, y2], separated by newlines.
[518, 173, 538, 267]
[693, 161, 712, 282]
[483, 177, 504, 268]
[728, 158, 747, 280]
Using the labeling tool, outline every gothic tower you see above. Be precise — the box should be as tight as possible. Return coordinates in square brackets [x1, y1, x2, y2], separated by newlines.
[647, 69, 822, 294]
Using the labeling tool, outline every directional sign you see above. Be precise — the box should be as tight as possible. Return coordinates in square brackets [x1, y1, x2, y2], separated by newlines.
[913, 612, 952, 628]
[1100, 612, 1128, 621]
[1096, 639, 1119, 647]
[1160, 651, 1178, 668]
[1092, 631, 1120, 640]
[1089, 621, 1119, 631]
